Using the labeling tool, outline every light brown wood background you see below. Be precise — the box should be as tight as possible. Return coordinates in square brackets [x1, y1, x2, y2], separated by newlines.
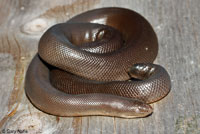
[0, 0, 200, 133]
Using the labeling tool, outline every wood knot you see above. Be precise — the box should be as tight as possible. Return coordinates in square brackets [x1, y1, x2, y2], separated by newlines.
[21, 18, 51, 35]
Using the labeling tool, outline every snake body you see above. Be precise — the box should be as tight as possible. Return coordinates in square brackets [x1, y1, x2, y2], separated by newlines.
[25, 7, 171, 118]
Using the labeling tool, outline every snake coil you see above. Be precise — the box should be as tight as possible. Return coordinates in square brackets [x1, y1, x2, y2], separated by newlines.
[25, 7, 171, 118]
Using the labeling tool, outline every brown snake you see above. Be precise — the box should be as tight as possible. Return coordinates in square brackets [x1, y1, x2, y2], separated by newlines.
[25, 7, 171, 118]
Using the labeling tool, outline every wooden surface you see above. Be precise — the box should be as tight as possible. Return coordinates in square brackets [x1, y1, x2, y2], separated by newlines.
[0, 0, 200, 133]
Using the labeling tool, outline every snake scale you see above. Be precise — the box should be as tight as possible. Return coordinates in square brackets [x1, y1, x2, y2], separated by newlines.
[25, 7, 171, 118]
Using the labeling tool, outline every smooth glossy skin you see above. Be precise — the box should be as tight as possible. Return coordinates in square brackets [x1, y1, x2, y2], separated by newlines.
[25, 7, 171, 118]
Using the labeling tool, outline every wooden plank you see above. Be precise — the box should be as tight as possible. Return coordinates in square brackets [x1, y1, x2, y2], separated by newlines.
[0, 0, 200, 133]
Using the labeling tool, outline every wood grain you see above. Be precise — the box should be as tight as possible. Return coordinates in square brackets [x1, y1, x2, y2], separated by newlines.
[0, 0, 200, 133]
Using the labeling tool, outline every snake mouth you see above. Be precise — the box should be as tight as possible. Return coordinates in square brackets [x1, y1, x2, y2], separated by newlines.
[131, 102, 153, 118]
[119, 103, 153, 118]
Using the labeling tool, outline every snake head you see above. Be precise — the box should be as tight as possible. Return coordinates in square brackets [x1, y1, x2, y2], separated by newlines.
[118, 99, 153, 118]
[128, 63, 156, 80]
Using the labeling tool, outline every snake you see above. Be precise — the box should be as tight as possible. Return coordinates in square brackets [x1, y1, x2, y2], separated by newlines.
[25, 7, 171, 118]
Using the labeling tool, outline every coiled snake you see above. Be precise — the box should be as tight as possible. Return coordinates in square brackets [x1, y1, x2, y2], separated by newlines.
[25, 7, 171, 118]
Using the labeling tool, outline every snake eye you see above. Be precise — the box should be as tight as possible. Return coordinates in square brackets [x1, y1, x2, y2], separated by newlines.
[128, 63, 155, 80]
[95, 28, 112, 41]
[96, 29, 106, 40]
